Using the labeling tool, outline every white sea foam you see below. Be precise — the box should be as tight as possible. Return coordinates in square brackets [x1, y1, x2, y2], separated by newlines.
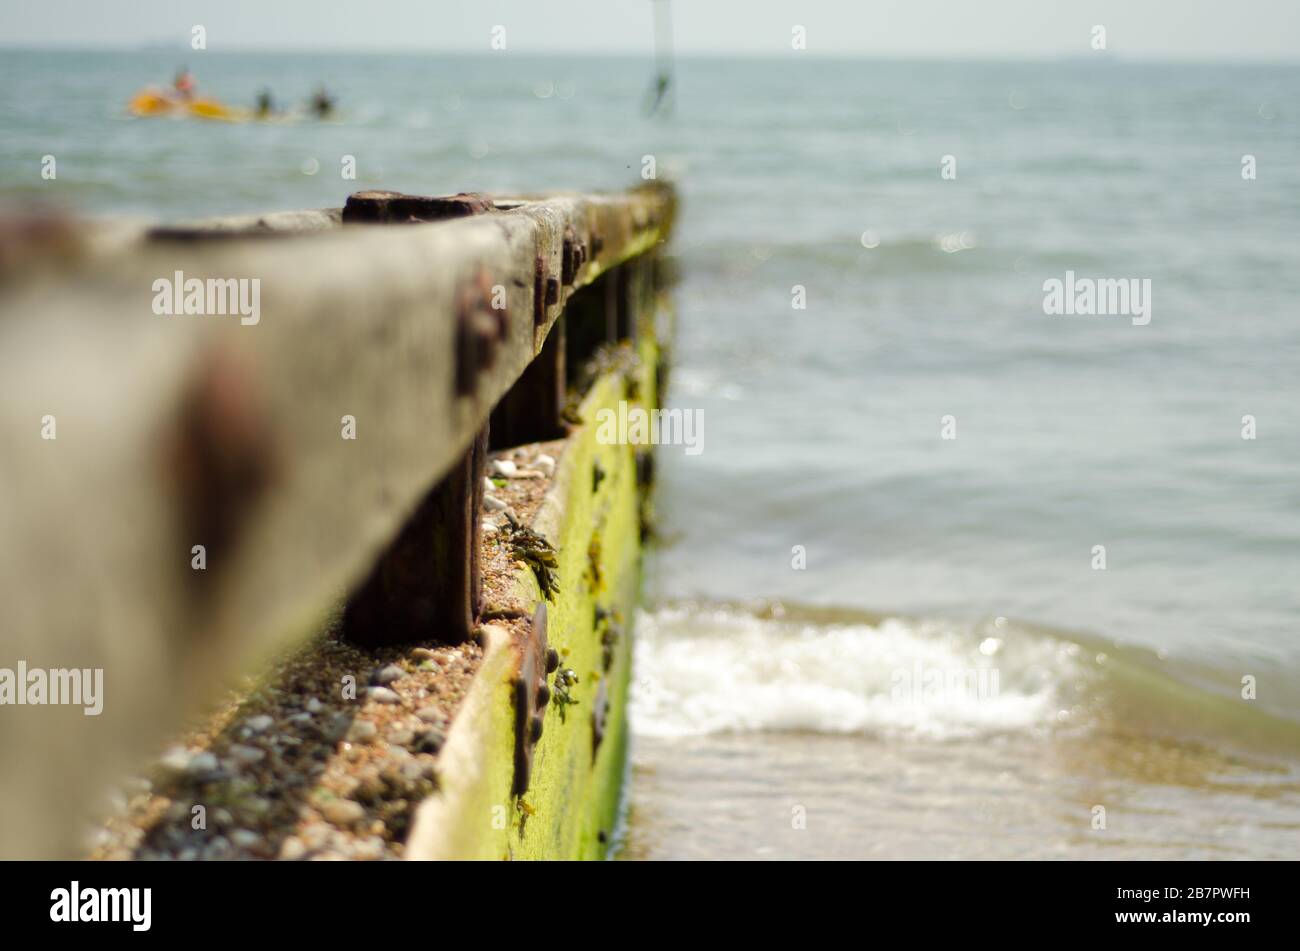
[630, 605, 1078, 740]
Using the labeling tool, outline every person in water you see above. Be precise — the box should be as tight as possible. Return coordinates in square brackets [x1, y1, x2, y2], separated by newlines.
[255, 88, 276, 118]
[173, 67, 196, 100]
[309, 85, 336, 118]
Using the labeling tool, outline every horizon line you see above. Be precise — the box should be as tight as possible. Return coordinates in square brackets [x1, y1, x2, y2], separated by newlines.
[1, 42, 1298, 66]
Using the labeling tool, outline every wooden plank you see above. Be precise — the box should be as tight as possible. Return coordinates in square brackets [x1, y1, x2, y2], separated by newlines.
[0, 183, 674, 858]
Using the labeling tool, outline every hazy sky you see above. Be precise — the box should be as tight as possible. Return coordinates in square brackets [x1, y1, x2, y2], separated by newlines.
[3, 0, 1299, 60]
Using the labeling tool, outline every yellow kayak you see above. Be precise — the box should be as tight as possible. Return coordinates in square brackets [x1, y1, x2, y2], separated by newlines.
[128, 88, 248, 122]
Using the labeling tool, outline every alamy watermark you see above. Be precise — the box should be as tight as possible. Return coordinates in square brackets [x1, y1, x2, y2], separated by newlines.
[890, 663, 1000, 705]
[50, 881, 150, 931]
[1043, 270, 1151, 326]
[152, 270, 261, 326]
[595, 400, 703, 455]
[0, 661, 103, 716]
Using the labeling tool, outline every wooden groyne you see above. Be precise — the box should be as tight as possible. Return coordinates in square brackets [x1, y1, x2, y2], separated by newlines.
[0, 182, 676, 859]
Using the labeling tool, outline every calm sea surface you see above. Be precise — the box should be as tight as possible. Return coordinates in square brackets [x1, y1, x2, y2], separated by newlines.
[4, 50, 1299, 858]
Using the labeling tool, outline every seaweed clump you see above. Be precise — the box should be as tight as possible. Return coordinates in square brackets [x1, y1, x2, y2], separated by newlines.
[508, 521, 560, 601]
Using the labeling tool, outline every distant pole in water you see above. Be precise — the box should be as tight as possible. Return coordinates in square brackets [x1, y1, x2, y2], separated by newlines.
[644, 0, 674, 117]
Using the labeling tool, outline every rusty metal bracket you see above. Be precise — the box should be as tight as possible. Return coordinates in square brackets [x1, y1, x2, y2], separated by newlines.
[512, 603, 560, 796]
[342, 190, 495, 224]
[0, 211, 86, 279]
[561, 226, 590, 289]
[165, 346, 279, 599]
[456, 266, 510, 396]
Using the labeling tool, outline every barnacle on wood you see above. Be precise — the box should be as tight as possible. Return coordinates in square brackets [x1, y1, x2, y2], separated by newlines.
[552, 665, 580, 724]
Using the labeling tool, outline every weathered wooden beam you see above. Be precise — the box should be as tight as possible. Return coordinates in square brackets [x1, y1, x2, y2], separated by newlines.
[0, 182, 675, 858]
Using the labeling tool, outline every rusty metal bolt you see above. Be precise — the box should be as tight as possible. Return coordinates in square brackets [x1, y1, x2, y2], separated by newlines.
[455, 270, 507, 395]
[454, 309, 487, 395]
[474, 265, 509, 339]
[166, 345, 279, 591]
